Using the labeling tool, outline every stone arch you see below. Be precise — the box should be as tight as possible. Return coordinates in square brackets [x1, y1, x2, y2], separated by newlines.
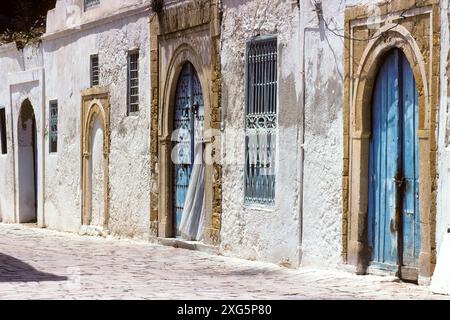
[347, 24, 433, 281]
[353, 24, 429, 135]
[81, 90, 111, 233]
[160, 43, 211, 138]
[157, 43, 214, 240]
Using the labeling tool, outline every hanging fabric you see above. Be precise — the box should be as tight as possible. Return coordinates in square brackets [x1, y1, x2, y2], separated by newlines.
[179, 142, 205, 241]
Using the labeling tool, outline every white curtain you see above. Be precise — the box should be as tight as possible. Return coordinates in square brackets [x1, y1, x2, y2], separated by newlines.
[179, 142, 205, 241]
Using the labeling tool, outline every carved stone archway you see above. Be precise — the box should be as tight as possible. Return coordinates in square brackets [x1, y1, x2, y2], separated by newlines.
[149, 1, 222, 245]
[157, 44, 215, 240]
[81, 88, 111, 232]
[343, 1, 440, 284]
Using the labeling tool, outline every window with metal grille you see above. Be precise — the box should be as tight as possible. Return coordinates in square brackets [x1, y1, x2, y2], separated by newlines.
[0, 108, 7, 155]
[127, 50, 139, 115]
[245, 37, 277, 205]
[49, 100, 58, 153]
[90, 54, 99, 87]
[84, 0, 100, 11]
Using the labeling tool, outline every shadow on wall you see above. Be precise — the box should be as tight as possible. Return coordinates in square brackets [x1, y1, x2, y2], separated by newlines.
[0, 253, 67, 283]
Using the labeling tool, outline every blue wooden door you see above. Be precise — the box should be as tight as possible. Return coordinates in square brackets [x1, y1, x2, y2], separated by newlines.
[400, 55, 420, 268]
[368, 49, 420, 271]
[173, 63, 204, 237]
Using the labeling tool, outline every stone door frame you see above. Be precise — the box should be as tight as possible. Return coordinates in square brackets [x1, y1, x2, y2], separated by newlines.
[149, 1, 222, 245]
[81, 88, 111, 231]
[343, 1, 440, 284]
[157, 44, 214, 240]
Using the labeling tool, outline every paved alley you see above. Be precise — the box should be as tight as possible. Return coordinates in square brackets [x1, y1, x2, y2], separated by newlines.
[0, 223, 447, 300]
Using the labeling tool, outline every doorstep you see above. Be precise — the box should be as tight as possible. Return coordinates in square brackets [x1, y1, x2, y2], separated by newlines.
[154, 237, 219, 255]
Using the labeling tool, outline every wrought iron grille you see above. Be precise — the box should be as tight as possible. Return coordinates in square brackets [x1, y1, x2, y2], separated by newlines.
[84, 0, 100, 10]
[127, 51, 140, 115]
[90, 54, 99, 87]
[245, 37, 277, 205]
[0, 108, 7, 155]
[49, 101, 58, 153]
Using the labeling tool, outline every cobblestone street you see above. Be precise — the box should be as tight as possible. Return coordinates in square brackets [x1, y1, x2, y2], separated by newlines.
[0, 223, 447, 300]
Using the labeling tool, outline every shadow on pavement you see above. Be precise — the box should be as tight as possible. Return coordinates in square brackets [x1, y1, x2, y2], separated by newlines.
[0, 253, 68, 283]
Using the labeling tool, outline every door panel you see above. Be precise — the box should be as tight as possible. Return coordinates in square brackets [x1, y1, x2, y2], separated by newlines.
[173, 63, 204, 237]
[369, 50, 400, 267]
[400, 55, 420, 267]
[369, 49, 420, 272]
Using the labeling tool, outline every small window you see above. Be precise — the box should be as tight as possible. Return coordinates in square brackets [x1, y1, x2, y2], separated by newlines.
[0, 108, 7, 155]
[90, 54, 99, 87]
[244, 37, 278, 205]
[49, 101, 58, 153]
[127, 50, 139, 115]
[84, 0, 100, 11]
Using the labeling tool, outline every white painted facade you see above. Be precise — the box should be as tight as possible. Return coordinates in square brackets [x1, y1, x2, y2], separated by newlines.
[219, 0, 346, 269]
[219, 0, 303, 268]
[0, 0, 449, 281]
[220, 0, 450, 273]
[0, 43, 45, 226]
[0, 0, 152, 239]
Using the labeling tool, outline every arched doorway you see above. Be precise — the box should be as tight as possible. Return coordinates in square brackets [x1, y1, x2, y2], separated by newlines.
[172, 62, 205, 239]
[17, 99, 37, 223]
[81, 90, 111, 234]
[368, 49, 420, 278]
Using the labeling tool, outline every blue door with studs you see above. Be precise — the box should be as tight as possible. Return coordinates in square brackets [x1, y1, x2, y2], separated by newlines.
[173, 63, 204, 237]
[368, 49, 420, 273]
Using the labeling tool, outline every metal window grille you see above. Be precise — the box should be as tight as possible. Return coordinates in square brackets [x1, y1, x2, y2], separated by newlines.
[127, 50, 140, 115]
[84, 0, 100, 10]
[0, 108, 7, 155]
[90, 54, 99, 87]
[49, 101, 58, 153]
[245, 37, 277, 205]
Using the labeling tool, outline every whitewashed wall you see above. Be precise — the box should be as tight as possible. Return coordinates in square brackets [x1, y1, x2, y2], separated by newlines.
[0, 43, 45, 225]
[220, 0, 303, 267]
[298, 0, 345, 269]
[220, 0, 450, 271]
[42, 0, 151, 237]
[0, 44, 22, 223]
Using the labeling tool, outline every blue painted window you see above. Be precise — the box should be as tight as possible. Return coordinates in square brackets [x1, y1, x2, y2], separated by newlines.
[244, 37, 277, 205]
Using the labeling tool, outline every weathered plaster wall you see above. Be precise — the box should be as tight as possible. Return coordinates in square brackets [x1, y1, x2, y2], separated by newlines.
[220, 0, 303, 267]
[300, 0, 346, 268]
[46, 0, 148, 34]
[42, 2, 151, 237]
[0, 42, 45, 225]
[0, 44, 22, 223]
